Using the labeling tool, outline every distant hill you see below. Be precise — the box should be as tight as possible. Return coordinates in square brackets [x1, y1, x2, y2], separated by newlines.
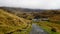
[0, 7, 60, 14]
[0, 9, 31, 34]
[0, 7, 44, 12]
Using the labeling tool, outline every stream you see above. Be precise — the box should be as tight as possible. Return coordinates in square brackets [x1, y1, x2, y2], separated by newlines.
[29, 23, 48, 34]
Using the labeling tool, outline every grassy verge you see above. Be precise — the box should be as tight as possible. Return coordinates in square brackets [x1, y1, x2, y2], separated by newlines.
[33, 21, 60, 34]
[12, 24, 32, 34]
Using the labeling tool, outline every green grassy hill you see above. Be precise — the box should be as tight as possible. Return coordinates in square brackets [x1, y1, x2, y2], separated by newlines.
[0, 9, 31, 34]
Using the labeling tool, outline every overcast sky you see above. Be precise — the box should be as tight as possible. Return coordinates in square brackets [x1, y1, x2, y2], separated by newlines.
[0, 0, 60, 9]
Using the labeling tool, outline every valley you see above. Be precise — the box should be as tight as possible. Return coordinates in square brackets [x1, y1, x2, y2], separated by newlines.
[0, 7, 60, 34]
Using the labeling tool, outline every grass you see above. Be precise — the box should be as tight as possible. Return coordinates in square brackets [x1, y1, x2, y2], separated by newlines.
[36, 21, 60, 34]
[0, 9, 32, 34]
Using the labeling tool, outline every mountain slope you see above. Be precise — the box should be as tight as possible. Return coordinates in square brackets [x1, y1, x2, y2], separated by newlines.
[0, 9, 31, 34]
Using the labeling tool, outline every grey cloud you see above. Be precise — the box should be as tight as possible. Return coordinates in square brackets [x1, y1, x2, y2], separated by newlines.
[0, 0, 60, 9]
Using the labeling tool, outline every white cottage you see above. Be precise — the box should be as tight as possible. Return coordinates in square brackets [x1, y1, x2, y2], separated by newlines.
[32, 16, 49, 22]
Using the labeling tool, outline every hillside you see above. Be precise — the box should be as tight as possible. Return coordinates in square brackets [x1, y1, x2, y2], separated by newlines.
[0, 7, 60, 34]
[0, 9, 31, 34]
